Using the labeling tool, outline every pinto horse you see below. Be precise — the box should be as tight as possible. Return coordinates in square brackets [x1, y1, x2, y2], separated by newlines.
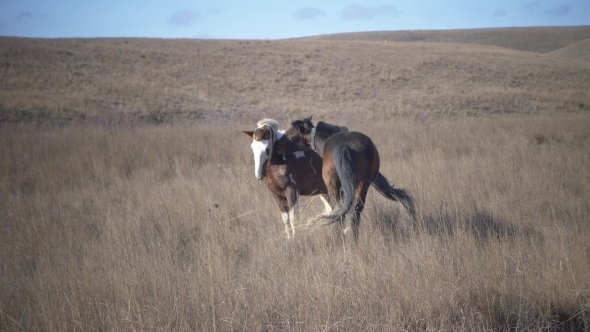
[285, 116, 416, 240]
[244, 119, 331, 239]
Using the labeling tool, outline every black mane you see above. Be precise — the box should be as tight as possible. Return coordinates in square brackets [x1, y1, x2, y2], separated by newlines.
[316, 121, 348, 139]
[271, 133, 308, 163]
[283, 132, 310, 150]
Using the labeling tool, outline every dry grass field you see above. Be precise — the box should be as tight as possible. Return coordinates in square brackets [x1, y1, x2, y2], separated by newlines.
[1, 27, 590, 331]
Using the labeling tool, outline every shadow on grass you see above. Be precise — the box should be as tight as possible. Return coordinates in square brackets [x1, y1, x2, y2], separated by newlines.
[376, 202, 544, 245]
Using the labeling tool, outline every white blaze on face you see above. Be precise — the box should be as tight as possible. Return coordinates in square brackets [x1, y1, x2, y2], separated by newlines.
[251, 138, 271, 180]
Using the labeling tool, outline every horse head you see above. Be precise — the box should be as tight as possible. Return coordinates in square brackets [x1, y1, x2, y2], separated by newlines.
[288, 116, 314, 137]
[286, 116, 349, 154]
[285, 116, 315, 149]
[244, 119, 282, 180]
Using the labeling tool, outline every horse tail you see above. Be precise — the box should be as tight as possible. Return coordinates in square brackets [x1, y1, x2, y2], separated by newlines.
[323, 145, 357, 224]
[372, 172, 416, 220]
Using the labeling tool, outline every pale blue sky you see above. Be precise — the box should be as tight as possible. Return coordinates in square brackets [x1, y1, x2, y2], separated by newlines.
[1, 0, 588, 39]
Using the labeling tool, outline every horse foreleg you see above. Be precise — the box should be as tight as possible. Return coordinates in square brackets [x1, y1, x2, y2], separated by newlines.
[285, 187, 299, 239]
[281, 211, 292, 239]
[272, 193, 292, 239]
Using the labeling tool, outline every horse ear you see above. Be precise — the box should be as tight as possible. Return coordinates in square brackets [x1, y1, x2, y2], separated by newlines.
[303, 116, 315, 129]
[243, 130, 254, 138]
[290, 121, 305, 135]
[303, 116, 312, 122]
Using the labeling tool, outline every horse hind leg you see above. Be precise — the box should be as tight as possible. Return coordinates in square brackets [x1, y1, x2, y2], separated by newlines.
[320, 194, 333, 215]
[343, 183, 369, 242]
[306, 194, 333, 226]
[342, 201, 362, 241]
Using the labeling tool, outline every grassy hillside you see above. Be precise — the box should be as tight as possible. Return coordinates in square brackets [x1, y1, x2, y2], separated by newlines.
[549, 38, 590, 61]
[1, 26, 589, 125]
[308, 26, 590, 53]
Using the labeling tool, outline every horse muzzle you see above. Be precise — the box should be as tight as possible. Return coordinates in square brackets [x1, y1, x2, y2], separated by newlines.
[255, 167, 266, 180]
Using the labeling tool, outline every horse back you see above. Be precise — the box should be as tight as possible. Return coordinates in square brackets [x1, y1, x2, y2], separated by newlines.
[324, 131, 374, 155]
[324, 131, 380, 182]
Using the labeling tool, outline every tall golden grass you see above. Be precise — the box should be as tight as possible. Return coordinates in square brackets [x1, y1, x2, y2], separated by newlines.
[1, 114, 589, 331]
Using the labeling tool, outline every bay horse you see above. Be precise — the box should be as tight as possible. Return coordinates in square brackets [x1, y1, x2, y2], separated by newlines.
[285, 116, 416, 240]
[244, 119, 331, 239]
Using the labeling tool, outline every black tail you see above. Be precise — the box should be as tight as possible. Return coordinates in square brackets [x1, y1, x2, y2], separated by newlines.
[323, 145, 356, 224]
[372, 173, 416, 220]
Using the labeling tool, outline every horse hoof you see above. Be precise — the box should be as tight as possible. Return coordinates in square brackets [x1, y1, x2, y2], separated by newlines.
[343, 226, 352, 235]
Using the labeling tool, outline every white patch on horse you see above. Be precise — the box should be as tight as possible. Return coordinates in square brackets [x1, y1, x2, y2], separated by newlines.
[320, 195, 332, 214]
[288, 208, 296, 235]
[289, 174, 296, 185]
[283, 155, 287, 161]
[293, 151, 305, 159]
[281, 212, 293, 239]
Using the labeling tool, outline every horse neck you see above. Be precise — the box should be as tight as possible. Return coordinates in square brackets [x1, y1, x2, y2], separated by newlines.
[316, 121, 348, 135]
[267, 127, 286, 165]
[311, 127, 334, 156]
[311, 136, 327, 156]
[272, 134, 296, 160]
[311, 121, 348, 155]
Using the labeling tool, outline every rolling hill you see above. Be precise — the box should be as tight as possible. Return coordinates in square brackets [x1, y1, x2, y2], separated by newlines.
[306, 26, 590, 53]
[548, 37, 590, 61]
[1, 26, 589, 125]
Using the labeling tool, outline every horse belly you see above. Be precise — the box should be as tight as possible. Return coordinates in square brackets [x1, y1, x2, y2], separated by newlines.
[293, 157, 326, 196]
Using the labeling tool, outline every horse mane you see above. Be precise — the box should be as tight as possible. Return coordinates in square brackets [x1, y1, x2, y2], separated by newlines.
[257, 118, 280, 131]
[273, 135, 295, 158]
[287, 134, 311, 149]
[316, 121, 349, 136]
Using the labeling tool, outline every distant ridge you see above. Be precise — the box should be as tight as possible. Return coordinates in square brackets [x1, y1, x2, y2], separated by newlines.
[1, 25, 589, 125]
[305, 26, 590, 54]
[549, 38, 590, 61]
